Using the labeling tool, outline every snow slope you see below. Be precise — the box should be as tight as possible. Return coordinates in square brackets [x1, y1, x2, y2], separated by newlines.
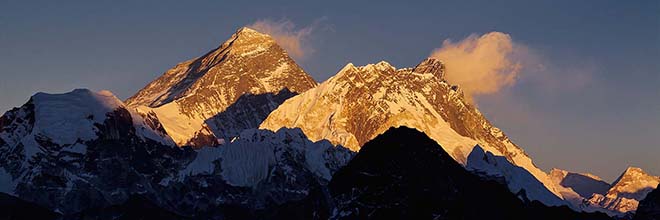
[467, 146, 567, 206]
[0, 89, 173, 186]
[0, 88, 175, 209]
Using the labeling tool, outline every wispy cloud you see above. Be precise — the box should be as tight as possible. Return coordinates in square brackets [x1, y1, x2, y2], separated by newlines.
[248, 19, 317, 61]
[430, 31, 595, 103]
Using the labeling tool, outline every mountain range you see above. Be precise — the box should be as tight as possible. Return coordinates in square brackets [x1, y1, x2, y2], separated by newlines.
[0, 27, 657, 220]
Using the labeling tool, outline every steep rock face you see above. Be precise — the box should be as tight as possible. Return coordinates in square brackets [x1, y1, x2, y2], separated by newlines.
[586, 167, 660, 216]
[126, 27, 317, 147]
[260, 58, 567, 206]
[320, 127, 612, 220]
[634, 184, 660, 220]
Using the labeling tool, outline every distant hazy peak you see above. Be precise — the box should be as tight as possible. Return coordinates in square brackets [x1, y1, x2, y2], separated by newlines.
[609, 167, 660, 199]
[584, 166, 659, 216]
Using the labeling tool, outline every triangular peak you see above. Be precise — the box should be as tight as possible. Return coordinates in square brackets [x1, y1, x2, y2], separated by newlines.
[124, 25, 316, 146]
[611, 166, 659, 188]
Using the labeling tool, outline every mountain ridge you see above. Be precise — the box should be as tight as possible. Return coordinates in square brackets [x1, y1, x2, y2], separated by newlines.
[260, 58, 570, 207]
[0, 25, 657, 219]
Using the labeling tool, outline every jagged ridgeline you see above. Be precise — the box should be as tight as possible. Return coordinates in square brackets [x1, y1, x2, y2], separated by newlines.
[260, 58, 571, 207]
[0, 27, 351, 219]
[0, 26, 655, 220]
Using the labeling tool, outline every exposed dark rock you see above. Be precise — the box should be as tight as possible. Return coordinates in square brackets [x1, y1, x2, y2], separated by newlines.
[635, 184, 660, 220]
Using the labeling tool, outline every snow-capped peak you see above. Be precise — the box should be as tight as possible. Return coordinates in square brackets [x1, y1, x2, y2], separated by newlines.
[366, 61, 395, 72]
[0, 88, 175, 196]
[609, 167, 660, 200]
[584, 166, 660, 216]
[30, 89, 123, 146]
[618, 167, 653, 179]
[124, 26, 317, 146]
[260, 58, 570, 207]
[337, 62, 357, 73]
[3, 89, 173, 150]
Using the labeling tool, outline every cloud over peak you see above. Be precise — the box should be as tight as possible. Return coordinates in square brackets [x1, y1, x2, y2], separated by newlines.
[430, 32, 524, 100]
[248, 19, 315, 61]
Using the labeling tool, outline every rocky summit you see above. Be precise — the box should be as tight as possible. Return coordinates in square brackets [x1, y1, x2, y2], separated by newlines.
[585, 167, 660, 216]
[126, 27, 317, 147]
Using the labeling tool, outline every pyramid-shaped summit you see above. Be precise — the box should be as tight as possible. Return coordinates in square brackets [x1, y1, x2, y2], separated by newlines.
[608, 167, 660, 201]
[126, 27, 317, 146]
[126, 27, 316, 108]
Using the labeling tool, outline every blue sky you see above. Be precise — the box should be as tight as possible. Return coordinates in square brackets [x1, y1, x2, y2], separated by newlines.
[1, 0, 658, 181]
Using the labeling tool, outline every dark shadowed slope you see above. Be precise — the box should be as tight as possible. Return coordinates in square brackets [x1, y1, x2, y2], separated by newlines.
[635, 184, 660, 220]
[326, 126, 613, 220]
[550, 168, 611, 198]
